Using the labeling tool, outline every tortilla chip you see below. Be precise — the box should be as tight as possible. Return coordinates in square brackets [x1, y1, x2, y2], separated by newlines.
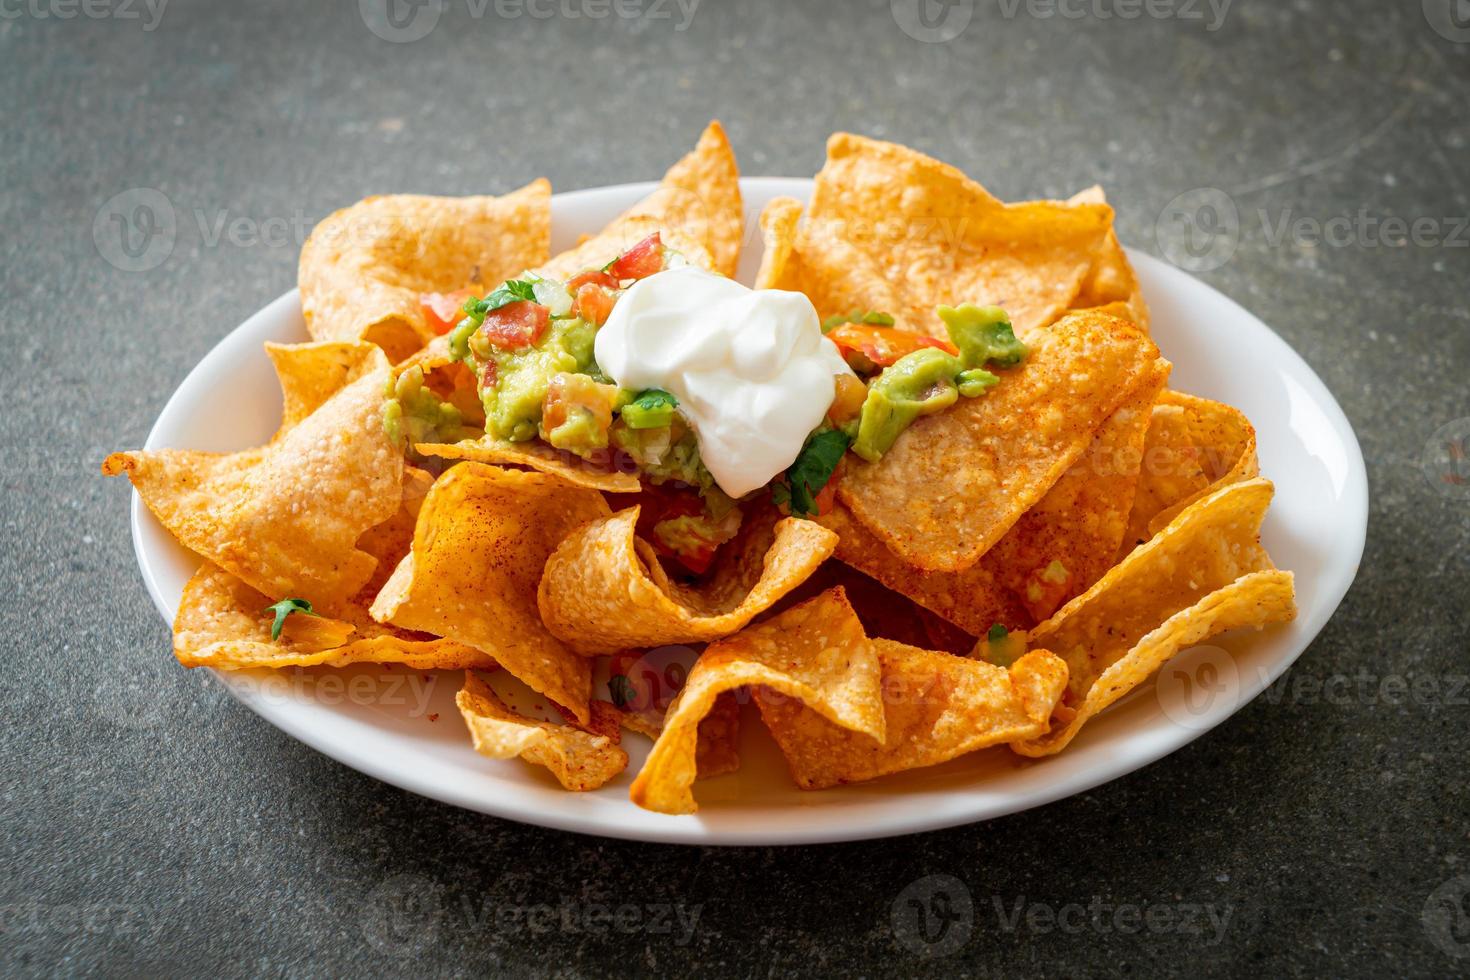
[457, 671, 627, 791]
[299, 180, 552, 362]
[761, 134, 1117, 338]
[369, 463, 610, 724]
[836, 310, 1162, 573]
[1066, 186, 1150, 332]
[538, 505, 838, 654]
[695, 691, 742, 779]
[103, 343, 402, 610]
[264, 340, 388, 441]
[758, 643, 1068, 788]
[174, 563, 495, 670]
[415, 438, 640, 493]
[753, 196, 804, 291]
[629, 587, 884, 814]
[984, 357, 1170, 620]
[1124, 390, 1259, 549]
[533, 121, 741, 280]
[1012, 478, 1295, 756]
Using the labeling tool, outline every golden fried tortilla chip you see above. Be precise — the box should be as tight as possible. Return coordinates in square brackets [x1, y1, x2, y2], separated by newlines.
[103, 342, 402, 609]
[760, 134, 1118, 338]
[1127, 390, 1259, 545]
[1066, 186, 1150, 332]
[264, 340, 389, 441]
[1013, 478, 1295, 756]
[629, 587, 884, 814]
[538, 505, 837, 654]
[174, 563, 495, 670]
[414, 438, 640, 493]
[533, 121, 741, 280]
[457, 671, 627, 791]
[299, 181, 551, 362]
[836, 310, 1161, 573]
[758, 642, 1068, 789]
[369, 463, 610, 723]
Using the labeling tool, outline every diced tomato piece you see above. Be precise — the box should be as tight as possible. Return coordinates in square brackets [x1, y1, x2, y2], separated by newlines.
[607, 232, 664, 281]
[827, 373, 868, 426]
[420, 288, 477, 335]
[658, 537, 718, 576]
[480, 300, 549, 351]
[480, 359, 497, 389]
[567, 270, 620, 291]
[573, 283, 617, 326]
[827, 323, 957, 368]
[812, 471, 840, 518]
[541, 373, 618, 442]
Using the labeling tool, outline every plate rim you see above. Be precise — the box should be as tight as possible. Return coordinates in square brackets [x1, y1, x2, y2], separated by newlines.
[128, 176, 1369, 845]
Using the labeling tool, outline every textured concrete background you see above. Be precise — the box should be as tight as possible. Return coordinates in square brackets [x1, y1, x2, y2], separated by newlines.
[4, 0, 1468, 975]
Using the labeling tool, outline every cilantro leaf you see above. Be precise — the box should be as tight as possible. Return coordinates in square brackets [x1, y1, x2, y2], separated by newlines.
[474, 278, 538, 315]
[620, 389, 679, 429]
[987, 624, 1008, 644]
[781, 429, 851, 518]
[821, 310, 895, 334]
[263, 597, 319, 641]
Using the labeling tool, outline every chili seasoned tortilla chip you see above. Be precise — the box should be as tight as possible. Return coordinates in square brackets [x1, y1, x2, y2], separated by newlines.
[984, 357, 1170, 620]
[415, 438, 640, 493]
[299, 180, 552, 362]
[758, 642, 1068, 789]
[1128, 391, 1259, 543]
[264, 340, 389, 441]
[538, 505, 838, 654]
[1013, 478, 1295, 756]
[629, 587, 884, 814]
[103, 342, 403, 609]
[1066, 186, 1150, 332]
[836, 310, 1162, 573]
[457, 671, 627, 791]
[760, 134, 1117, 338]
[694, 692, 742, 780]
[369, 463, 610, 723]
[174, 563, 495, 670]
[534, 121, 741, 280]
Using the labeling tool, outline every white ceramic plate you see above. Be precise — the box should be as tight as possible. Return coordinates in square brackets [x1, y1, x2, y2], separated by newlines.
[129, 177, 1367, 845]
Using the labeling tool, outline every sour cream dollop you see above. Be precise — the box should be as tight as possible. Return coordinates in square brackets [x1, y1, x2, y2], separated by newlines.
[594, 266, 853, 498]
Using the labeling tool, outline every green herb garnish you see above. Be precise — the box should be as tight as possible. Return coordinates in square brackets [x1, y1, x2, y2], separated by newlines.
[820, 310, 895, 334]
[263, 598, 319, 641]
[776, 429, 852, 518]
[620, 389, 679, 429]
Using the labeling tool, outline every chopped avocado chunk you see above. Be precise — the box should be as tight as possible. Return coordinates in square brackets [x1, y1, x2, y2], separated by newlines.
[851, 348, 962, 462]
[481, 318, 598, 442]
[621, 389, 679, 429]
[383, 365, 469, 447]
[956, 367, 1000, 398]
[939, 303, 1027, 369]
[820, 309, 895, 334]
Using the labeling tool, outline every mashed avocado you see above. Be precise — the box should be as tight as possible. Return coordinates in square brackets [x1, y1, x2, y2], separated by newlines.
[851, 305, 1028, 462]
[382, 365, 472, 448]
[482, 318, 598, 442]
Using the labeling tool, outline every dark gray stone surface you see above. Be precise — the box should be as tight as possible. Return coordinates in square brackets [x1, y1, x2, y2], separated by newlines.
[4, 0, 1468, 975]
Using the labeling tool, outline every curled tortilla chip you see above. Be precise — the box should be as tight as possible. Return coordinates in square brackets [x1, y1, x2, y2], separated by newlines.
[758, 642, 1068, 789]
[264, 340, 388, 441]
[762, 134, 1118, 338]
[537, 506, 838, 654]
[174, 563, 495, 670]
[1126, 390, 1259, 547]
[629, 587, 884, 814]
[103, 342, 402, 609]
[1013, 478, 1295, 756]
[299, 181, 552, 362]
[837, 310, 1162, 573]
[415, 438, 640, 493]
[457, 672, 627, 791]
[1066, 186, 1150, 332]
[369, 463, 610, 723]
[534, 121, 741, 280]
